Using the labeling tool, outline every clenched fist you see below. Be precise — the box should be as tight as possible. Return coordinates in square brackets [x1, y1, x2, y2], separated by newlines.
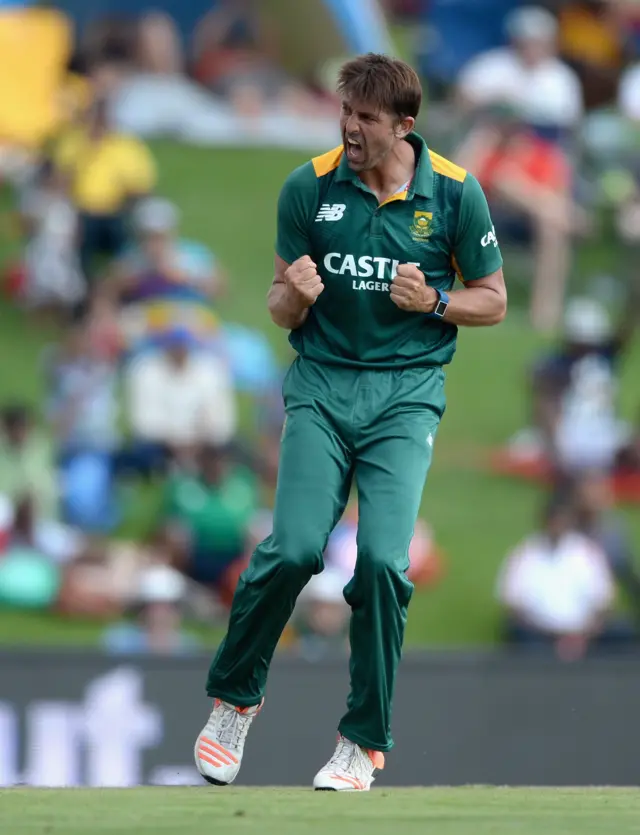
[390, 263, 437, 313]
[285, 255, 324, 307]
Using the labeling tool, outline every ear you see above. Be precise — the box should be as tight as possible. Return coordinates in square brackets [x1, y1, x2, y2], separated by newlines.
[394, 116, 415, 139]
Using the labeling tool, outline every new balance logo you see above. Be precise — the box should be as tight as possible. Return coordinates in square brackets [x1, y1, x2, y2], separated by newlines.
[315, 203, 346, 222]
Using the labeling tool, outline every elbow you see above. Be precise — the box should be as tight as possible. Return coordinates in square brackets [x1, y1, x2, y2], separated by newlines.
[490, 294, 507, 326]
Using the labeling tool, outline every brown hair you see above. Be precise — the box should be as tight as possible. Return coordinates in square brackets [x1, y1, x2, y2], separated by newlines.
[337, 53, 422, 121]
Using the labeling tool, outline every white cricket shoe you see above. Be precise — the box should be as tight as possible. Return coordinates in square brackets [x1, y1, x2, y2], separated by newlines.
[194, 698, 262, 786]
[313, 734, 385, 791]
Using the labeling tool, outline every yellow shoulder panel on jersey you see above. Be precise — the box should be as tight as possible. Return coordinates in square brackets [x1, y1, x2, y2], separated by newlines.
[429, 150, 467, 183]
[312, 145, 343, 178]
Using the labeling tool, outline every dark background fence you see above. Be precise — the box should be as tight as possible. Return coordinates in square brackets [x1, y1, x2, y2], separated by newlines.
[1, 651, 638, 787]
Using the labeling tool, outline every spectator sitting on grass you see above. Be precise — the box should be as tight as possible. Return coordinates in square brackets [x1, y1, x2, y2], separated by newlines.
[102, 562, 201, 655]
[160, 443, 260, 608]
[0, 405, 58, 521]
[496, 490, 635, 661]
[455, 103, 589, 332]
[17, 158, 85, 318]
[43, 319, 120, 532]
[105, 196, 226, 304]
[122, 326, 237, 476]
[572, 469, 640, 618]
[457, 5, 583, 135]
[0, 493, 84, 569]
[508, 296, 637, 474]
[192, 0, 325, 118]
[53, 96, 157, 283]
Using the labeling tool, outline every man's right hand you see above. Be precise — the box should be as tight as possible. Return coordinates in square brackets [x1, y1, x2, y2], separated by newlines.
[284, 255, 324, 306]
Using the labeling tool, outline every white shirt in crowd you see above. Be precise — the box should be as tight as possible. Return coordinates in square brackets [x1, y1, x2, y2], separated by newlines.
[618, 63, 640, 121]
[458, 48, 583, 128]
[497, 531, 614, 634]
[125, 350, 237, 446]
[555, 354, 631, 472]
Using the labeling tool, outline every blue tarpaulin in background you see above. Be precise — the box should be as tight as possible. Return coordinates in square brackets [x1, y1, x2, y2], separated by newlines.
[418, 0, 524, 85]
[53, 0, 393, 55]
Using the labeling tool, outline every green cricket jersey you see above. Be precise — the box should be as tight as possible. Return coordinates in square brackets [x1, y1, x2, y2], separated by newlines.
[275, 131, 503, 368]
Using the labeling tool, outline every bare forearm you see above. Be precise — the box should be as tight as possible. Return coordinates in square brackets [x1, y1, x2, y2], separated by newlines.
[437, 284, 506, 327]
[267, 282, 310, 330]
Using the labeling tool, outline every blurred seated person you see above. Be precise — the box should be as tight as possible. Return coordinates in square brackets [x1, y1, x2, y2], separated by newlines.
[0, 405, 58, 520]
[558, 1, 631, 110]
[290, 501, 444, 659]
[104, 196, 226, 303]
[0, 493, 84, 568]
[0, 496, 63, 611]
[122, 326, 237, 475]
[160, 443, 260, 608]
[43, 320, 121, 532]
[192, 0, 323, 117]
[572, 469, 640, 617]
[17, 158, 85, 317]
[457, 5, 583, 137]
[136, 11, 184, 75]
[496, 491, 633, 661]
[455, 104, 589, 332]
[102, 562, 201, 655]
[511, 296, 637, 475]
[53, 96, 157, 282]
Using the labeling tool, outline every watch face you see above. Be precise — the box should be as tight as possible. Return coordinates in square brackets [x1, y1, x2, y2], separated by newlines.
[435, 299, 448, 317]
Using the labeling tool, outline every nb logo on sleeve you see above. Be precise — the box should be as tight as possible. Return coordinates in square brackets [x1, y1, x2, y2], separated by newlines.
[315, 204, 346, 222]
[481, 226, 498, 248]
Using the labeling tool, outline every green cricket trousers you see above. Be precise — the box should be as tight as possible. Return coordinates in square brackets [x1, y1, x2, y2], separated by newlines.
[206, 356, 446, 752]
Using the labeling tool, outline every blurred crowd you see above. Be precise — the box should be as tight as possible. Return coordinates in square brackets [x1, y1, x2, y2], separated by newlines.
[0, 0, 639, 661]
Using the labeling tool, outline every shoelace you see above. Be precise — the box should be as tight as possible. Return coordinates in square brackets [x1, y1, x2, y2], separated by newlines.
[216, 705, 254, 750]
[328, 738, 361, 774]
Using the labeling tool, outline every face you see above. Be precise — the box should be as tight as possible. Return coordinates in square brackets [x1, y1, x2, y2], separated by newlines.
[516, 36, 554, 66]
[545, 507, 574, 541]
[201, 450, 229, 484]
[576, 473, 612, 515]
[166, 343, 189, 367]
[340, 96, 413, 171]
[141, 231, 171, 265]
[2, 415, 29, 446]
[144, 601, 180, 632]
[65, 325, 91, 359]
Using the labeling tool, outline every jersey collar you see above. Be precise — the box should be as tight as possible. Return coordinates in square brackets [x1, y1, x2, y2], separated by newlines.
[335, 131, 433, 200]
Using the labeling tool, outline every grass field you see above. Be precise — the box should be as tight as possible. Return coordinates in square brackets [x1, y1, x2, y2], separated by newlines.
[1, 787, 640, 834]
[1, 140, 639, 647]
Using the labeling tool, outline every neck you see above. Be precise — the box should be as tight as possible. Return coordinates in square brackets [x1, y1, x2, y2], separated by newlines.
[358, 139, 416, 202]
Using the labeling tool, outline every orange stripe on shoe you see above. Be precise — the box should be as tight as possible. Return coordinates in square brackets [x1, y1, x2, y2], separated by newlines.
[200, 737, 238, 764]
[199, 743, 233, 766]
[331, 774, 363, 790]
[367, 750, 385, 770]
[198, 751, 226, 769]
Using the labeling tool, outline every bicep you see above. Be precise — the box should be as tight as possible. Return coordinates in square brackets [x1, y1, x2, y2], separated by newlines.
[453, 174, 504, 282]
[275, 164, 316, 265]
[463, 267, 506, 301]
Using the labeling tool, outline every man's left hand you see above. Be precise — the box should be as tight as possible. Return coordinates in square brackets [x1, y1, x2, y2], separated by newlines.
[390, 264, 437, 313]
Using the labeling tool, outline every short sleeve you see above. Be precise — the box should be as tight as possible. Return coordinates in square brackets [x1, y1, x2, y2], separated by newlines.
[453, 173, 504, 282]
[121, 139, 157, 196]
[275, 162, 318, 264]
[53, 129, 80, 174]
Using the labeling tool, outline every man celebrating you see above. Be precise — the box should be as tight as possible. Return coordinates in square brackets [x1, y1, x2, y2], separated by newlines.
[195, 53, 506, 791]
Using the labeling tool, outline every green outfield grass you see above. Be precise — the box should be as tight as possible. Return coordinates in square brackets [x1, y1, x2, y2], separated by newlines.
[1, 787, 640, 835]
[0, 140, 639, 647]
